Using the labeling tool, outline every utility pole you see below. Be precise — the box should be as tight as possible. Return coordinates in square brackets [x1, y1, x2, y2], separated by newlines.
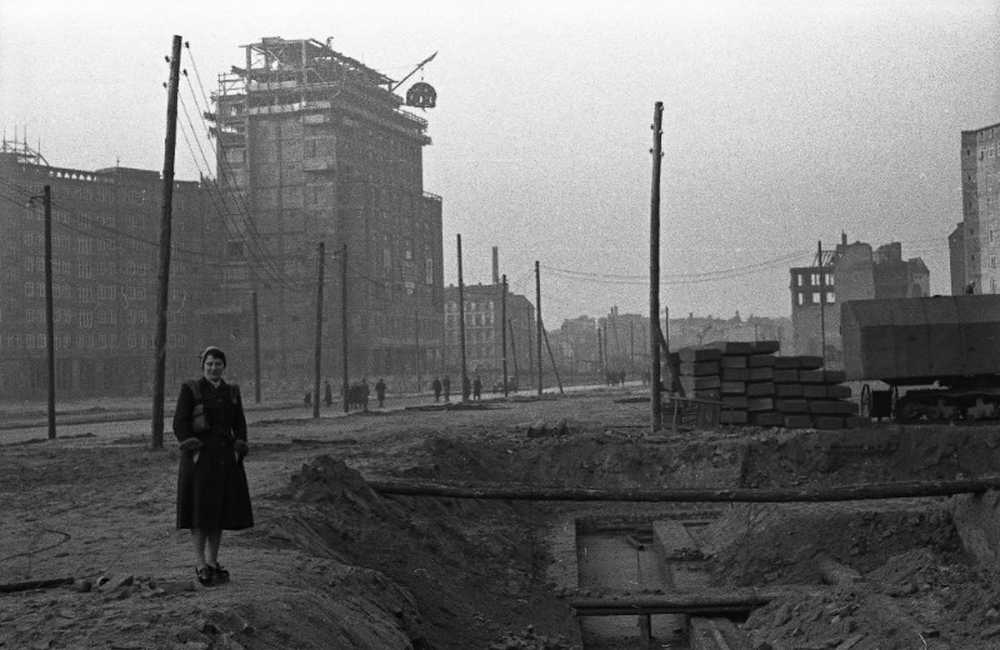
[629, 320, 635, 371]
[42, 185, 55, 440]
[542, 322, 563, 394]
[414, 312, 421, 393]
[535, 260, 543, 396]
[603, 319, 609, 373]
[313, 242, 325, 419]
[818, 240, 826, 365]
[341, 244, 349, 413]
[252, 290, 261, 403]
[501, 274, 509, 398]
[649, 101, 664, 433]
[457, 234, 469, 400]
[597, 327, 604, 376]
[508, 318, 520, 391]
[151, 34, 182, 450]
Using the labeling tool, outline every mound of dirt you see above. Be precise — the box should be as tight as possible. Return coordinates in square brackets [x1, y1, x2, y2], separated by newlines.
[704, 504, 961, 587]
[259, 455, 579, 649]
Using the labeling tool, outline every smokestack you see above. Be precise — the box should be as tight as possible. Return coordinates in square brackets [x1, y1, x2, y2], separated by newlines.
[492, 246, 499, 285]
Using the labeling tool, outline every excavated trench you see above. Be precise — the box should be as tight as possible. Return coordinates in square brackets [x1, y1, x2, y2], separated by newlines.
[268, 421, 1000, 649]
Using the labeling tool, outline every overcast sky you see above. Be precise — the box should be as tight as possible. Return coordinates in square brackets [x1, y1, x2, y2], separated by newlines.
[2, 1, 997, 324]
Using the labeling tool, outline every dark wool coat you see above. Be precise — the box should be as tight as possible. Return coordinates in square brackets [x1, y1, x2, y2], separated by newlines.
[173, 378, 254, 531]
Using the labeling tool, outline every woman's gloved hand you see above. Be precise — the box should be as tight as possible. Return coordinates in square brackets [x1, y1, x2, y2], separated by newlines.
[234, 439, 248, 460]
[179, 437, 203, 453]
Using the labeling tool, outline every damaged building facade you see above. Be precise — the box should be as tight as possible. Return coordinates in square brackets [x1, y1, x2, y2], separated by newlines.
[789, 233, 929, 364]
[211, 37, 444, 392]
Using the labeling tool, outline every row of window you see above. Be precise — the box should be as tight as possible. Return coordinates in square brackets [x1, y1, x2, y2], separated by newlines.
[11, 332, 152, 351]
[795, 292, 835, 306]
[792, 272, 834, 287]
[23, 283, 148, 301]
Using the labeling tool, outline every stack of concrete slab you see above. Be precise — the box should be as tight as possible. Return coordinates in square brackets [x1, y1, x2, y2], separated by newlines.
[772, 359, 860, 429]
[675, 340, 860, 429]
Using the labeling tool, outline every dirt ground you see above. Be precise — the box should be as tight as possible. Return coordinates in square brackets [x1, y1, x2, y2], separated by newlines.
[3, 390, 1000, 649]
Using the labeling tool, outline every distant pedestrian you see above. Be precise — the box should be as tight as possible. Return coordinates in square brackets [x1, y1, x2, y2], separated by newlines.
[442, 376, 451, 402]
[432, 377, 442, 402]
[304, 390, 312, 407]
[472, 375, 482, 401]
[323, 380, 333, 407]
[375, 378, 387, 408]
[462, 375, 471, 401]
[361, 378, 370, 412]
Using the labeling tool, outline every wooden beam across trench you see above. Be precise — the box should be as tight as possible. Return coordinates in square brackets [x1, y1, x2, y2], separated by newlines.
[567, 585, 822, 617]
[369, 476, 1000, 503]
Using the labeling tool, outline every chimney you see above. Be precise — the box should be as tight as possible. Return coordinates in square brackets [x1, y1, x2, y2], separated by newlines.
[491, 246, 499, 285]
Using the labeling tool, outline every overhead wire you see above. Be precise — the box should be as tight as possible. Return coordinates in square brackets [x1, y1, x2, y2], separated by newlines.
[177, 82, 305, 292]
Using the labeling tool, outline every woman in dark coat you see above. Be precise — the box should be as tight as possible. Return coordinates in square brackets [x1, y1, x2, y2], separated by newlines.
[173, 346, 253, 586]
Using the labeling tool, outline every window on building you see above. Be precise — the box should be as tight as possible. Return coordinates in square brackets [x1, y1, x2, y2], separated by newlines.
[992, 256, 997, 270]
[797, 293, 805, 306]
[812, 292, 821, 304]
[825, 273, 834, 286]
[826, 291, 835, 304]
[810, 272, 820, 285]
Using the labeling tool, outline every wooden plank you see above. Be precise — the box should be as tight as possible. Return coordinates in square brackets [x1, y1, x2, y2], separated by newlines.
[809, 400, 858, 415]
[748, 366, 774, 381]
[747, 382, 775, 397]
[773, 368, 799, 383]
[682, 360, 722, 377]
[722, 395, 749, 409]
[748, 354, 776, 368]
[751, 411, 784, 426]
[748, 397, 774, 412]
[750, 340, 781, 354]
[720, 410, 749, 425]
[721, 381, 747, 395]
[721, 356, 748, 369]
[776, 398, 809, 413]
[784, 414, 813, 428]
[722, 367, 749, 381]
[775, 383, 804, 397]
[679, 347, 723, 362]
[371, 476, 1000, 503]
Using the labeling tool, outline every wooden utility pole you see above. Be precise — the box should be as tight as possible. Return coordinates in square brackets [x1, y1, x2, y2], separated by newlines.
[501, 274, 509, 398]
[541, 323, 564, 394]
[252, 290, 261, 403]
[414, 312, 421, 393]
[649, 101, 664, 433]
[629, 321, 635, 370]
[603, 320, 609, 371]
[151, 35, 182, 450]
[42, 185, 55, 440]
[457, 234, 469, 400]
[313, 242, 325, 419]
[597, 327, 604, 376]
[535, 260, 543, 395]
[508, 318, 520, 390]
[341, 244, 349, 413]
[818, 240, 826, 365]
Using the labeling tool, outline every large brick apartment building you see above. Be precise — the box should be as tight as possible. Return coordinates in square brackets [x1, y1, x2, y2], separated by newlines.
[0, 143, 218, 399]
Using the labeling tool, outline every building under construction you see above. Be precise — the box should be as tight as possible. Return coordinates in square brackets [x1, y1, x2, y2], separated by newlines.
[211, 36, 443, 392]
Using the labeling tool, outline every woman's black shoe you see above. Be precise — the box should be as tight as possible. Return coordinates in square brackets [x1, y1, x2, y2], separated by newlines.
[195, 565, 214, 586]
[211, 563, 230, 584]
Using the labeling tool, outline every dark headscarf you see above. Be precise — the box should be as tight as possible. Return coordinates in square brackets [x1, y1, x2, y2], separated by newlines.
[201, 346, 227, 366]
